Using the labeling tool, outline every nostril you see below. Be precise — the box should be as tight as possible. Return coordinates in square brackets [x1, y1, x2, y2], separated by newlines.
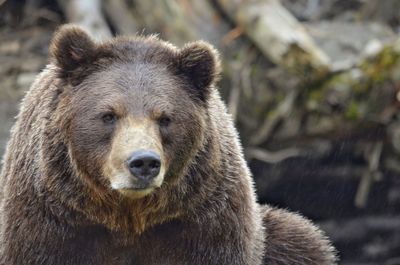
[149, 160, 160, 169]
[130, 159, 144, 169]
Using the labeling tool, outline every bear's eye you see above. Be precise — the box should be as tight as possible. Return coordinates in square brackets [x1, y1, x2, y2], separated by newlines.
[101, 113, 117, 125]
[158, 116, 171, 127]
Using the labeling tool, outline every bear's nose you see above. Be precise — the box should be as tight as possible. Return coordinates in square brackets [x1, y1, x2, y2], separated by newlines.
[127, 150, 161, 181]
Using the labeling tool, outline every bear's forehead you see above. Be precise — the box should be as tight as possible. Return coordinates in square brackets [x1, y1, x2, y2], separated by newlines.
[88, 62, 178, 93]
[105, 37, 178, 64]
[73, 61, 191, 114]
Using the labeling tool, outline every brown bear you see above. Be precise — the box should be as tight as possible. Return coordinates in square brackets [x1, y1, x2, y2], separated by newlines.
[0, 25, 337, 265]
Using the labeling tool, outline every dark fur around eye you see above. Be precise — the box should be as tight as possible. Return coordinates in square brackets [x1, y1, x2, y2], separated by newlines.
[158, 116, 171, 127]
[101, 113, 117, 125]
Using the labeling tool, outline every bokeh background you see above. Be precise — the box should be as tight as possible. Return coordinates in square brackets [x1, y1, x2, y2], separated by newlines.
[1, 0, 400, 264]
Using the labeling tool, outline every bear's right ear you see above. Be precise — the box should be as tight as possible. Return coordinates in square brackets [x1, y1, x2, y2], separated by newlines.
[49, 25, 97, 76]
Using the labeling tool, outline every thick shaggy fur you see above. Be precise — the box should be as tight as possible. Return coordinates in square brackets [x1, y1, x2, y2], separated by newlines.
[0, 25, 336, 265]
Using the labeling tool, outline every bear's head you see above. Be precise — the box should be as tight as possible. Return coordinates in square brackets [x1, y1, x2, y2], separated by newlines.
[48, 25, 220, 201]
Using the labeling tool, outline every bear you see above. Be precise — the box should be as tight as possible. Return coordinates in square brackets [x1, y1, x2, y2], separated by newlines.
[0, 25, 337, 265]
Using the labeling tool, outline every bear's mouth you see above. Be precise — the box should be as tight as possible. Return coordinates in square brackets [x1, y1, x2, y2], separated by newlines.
[108, 172, 165, 199]
[111, 179, 155, 191]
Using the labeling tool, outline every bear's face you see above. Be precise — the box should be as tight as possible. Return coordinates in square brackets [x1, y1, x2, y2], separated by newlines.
[66, 63, 205, 199]
[50, 26, 220, 199]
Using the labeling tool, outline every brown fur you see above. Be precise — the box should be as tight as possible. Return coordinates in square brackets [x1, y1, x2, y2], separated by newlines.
[262, 206, 337, 264]
[0, 25, 336, 265]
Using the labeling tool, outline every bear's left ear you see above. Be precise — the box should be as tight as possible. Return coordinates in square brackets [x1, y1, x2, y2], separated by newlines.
[177, 41, 221, 102]
[49, 25, 97, 77]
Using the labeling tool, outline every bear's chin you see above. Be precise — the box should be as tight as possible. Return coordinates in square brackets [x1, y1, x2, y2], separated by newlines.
[117, 187, 156, 199]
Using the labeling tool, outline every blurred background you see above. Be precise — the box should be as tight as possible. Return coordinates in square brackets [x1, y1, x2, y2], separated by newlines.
[1, 0, 400, 264]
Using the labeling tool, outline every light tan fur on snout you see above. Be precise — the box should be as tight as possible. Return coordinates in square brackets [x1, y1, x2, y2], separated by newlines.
[103, 117, 166, 199]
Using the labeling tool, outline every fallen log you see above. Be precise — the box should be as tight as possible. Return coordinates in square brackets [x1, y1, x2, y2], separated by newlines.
[215, 0, 330, 77]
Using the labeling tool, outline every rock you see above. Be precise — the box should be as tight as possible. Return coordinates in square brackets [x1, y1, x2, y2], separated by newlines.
[0, 40, 21, 54]
[281, 0, 363, 22]
[305, 21, 395, 70]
